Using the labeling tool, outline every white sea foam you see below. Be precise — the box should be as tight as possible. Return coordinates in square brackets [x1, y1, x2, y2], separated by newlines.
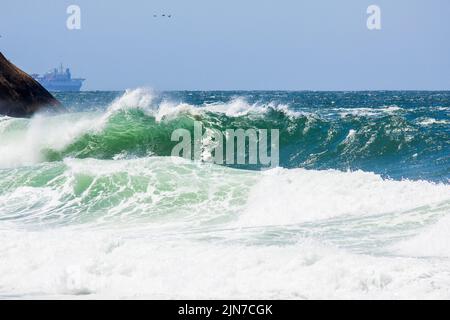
[336, 105, 403, 118]
[154, 96, 297, 121]
[3, 157, 448, 226]
[2, 224, 450, 299]
[103, 88, 296, 121]
[393, 214, 450, 258]
[417, 118, 450, 126]
[238, 168, 450, 226]
[0, 157, 450, 299]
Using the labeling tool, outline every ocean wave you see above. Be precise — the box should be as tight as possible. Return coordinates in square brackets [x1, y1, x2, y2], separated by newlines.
[0, 157, 257, 225]
[1, 157, 448, 227]
[238, 167, 450, 226]
[1, 157, 449, 299]
[0, 89, 448, 181]
[1, 90, 450, 299]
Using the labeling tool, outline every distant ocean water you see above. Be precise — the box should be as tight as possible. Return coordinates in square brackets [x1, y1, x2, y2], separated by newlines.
[0, 90, 449, 299]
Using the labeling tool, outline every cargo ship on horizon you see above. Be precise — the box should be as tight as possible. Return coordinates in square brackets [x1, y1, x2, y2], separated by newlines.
[32, 64, 85, 92]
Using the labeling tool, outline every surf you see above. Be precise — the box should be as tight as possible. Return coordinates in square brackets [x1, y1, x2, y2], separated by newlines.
[0, 89, 448, 182]
[1, 157, 448, 228]
[1, 89, 450, 299]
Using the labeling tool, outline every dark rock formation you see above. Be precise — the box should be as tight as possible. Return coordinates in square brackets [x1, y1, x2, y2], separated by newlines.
[0, 52, 61, 117]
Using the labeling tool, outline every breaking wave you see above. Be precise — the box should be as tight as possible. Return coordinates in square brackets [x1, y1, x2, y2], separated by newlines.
[1, 89, 449, 299]
[0, 89, 448, 181]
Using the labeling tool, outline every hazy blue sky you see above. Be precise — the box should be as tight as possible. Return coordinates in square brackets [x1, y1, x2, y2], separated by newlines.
[1, 0, 449, 90]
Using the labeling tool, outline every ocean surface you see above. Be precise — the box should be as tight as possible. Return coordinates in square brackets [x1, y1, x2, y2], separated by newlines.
[0, 89, 449, 299]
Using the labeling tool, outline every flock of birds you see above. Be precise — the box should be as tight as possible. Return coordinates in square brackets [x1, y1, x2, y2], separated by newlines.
[154, 14, 172, 18]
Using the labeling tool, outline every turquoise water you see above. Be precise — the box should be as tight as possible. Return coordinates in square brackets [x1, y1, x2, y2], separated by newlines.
[0, 89, 449, 299]
[52, 90, 449, 181]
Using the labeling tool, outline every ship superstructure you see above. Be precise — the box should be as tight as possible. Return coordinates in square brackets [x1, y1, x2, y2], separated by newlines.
[32, 64, 85, 92]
